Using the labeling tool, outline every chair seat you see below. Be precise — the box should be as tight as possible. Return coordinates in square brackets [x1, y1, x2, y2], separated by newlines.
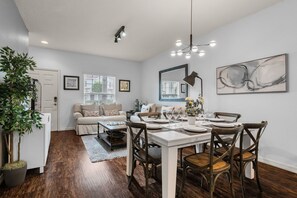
[233, 147, 256, 161]
[136, 147, 161, 164]
[184, 153, 230, 173]
[216, 147, 256, 161]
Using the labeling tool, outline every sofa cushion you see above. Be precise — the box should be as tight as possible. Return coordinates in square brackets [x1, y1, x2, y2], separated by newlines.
[104, 109, 119, 116]
[73, 103, 81, 113]
[83, 110, 100, 117]
[102, 103, 122, 115]
[77, 115, 126, 125]
[81, 104, 99, 112]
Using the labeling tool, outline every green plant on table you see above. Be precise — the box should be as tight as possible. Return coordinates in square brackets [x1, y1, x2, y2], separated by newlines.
[185, 96, 204, 117]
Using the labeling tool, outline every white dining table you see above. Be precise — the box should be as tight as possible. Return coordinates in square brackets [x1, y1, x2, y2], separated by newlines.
[126, 122, 254, 198]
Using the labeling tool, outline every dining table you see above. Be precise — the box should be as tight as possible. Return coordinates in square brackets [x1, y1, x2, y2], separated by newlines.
[126, 118, 254, 198]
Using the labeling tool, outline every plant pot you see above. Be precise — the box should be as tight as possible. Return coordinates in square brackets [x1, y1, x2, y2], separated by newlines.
[188, 116, 196, 125]
[3, 161, 27, 187]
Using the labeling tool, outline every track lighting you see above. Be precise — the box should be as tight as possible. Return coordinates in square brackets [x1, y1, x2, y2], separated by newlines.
[114, 26, 126, 43]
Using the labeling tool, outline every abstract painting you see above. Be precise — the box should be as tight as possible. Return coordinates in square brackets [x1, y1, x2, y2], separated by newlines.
[216, 54, 287, 94]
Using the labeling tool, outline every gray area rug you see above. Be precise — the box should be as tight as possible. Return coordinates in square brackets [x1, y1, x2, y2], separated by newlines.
[81, 135, 127, 163]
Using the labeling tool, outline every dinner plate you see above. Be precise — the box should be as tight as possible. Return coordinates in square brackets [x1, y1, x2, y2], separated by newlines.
[208, 118, 225, 122]
[146, 124, 162, 130]
[212, 123, 235, 128]
[153, 119, 170, 124]
[183, 126, 208, 133]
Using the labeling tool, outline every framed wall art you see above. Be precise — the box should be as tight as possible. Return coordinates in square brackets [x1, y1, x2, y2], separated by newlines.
[216, 54, 287, 94]
[64, 75, 79, 90]
[119, 79, 130, 92]
[181, 83, 186, 93]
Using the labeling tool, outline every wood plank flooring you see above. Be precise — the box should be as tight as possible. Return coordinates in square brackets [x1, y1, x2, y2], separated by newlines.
[0, 130, 297, 198]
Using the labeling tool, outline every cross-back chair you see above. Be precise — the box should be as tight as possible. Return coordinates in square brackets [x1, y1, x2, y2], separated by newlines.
[179, 125, 243, 198]
[235, 121, 268, 197]
[126, 121, 161, 198]
[213, 112, 241, 123]
[137, 112, 161, 122]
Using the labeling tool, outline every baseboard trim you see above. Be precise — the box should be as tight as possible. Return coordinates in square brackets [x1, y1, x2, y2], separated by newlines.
[259, 157, 297, 174]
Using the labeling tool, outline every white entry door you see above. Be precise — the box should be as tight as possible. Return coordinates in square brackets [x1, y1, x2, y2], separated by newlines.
[29, 69, 59, 131]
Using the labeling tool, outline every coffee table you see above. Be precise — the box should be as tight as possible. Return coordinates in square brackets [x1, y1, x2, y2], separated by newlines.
[97, 121, 127, 151]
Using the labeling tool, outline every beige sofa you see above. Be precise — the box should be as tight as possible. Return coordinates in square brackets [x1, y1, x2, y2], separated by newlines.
[73, 103, 126, 135]
[130, 103, 186, 123]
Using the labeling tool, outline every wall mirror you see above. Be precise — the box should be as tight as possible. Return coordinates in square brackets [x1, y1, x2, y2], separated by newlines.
[159, 64, 188, 101]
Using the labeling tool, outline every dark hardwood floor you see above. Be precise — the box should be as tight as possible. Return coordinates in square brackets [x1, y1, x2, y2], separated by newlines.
[1, 131, 297, 198]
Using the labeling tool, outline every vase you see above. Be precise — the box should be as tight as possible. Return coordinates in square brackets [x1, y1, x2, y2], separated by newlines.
[188, 116, 196, 125]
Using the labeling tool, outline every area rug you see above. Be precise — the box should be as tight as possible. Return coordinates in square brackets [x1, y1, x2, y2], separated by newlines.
[81, 135, 127, 163]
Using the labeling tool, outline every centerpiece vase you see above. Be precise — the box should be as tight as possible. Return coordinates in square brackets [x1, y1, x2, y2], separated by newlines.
[188, 116, 196, 125]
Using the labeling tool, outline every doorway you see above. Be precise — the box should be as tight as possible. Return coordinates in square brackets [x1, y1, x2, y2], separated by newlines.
[29, 69, 59, 131]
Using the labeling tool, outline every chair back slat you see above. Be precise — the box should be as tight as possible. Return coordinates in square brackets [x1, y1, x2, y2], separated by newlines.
[137, 112, 161, 121]
[126, 121, 150, 162]
[237, 121, 268, 158]
[214, 112, 241, 122]
[209, 125, 243, 170]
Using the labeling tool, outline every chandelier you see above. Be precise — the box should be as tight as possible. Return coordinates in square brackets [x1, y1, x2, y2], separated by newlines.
[171, 0, 216, 59]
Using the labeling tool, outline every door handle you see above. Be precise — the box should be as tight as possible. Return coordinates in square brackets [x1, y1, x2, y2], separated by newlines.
[54, 96, 57, 102]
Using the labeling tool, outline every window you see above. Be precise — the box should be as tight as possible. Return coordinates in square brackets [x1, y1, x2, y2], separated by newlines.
[84, 74, 116, 104]
[161, 80, 180, 99]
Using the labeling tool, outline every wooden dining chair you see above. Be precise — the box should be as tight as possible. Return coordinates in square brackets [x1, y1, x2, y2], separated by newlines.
[235, 121, 268, 196]
[213, 112, 241, 123]
[137, 112, 161, 121]
[179, 125, 243, 198]
[126, 121, 161, 198]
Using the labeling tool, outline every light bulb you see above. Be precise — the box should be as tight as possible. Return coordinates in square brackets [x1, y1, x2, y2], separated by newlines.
[191, 46, 198, 53]
[185, 53, 191, 59]
[41, 40, 48, 44]
[209, 40, 216, 47]
[170, 51, 176, 57]
[121, 31, 126, 37]
[177, 50, 183, 56]
[117, 36, 121, 41]
[176, 40, 182, 47]
[199, 50, 205, 57]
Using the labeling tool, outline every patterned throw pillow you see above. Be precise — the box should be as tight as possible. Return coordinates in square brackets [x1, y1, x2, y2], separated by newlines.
[104, 109, 120, 116]
[83, 110, 100, 117]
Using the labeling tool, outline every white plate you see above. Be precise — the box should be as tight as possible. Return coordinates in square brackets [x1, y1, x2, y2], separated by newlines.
[146, 124, 162, 130]
[208, 118, 225, 122]
[212, 123, 235, 128]
[153, 119, 170, 124]
[183, 126, 208, 133]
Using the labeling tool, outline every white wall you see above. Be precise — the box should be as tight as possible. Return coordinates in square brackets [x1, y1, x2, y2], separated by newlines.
[29, 46, 142, 131]
[141, 0, 297, 173]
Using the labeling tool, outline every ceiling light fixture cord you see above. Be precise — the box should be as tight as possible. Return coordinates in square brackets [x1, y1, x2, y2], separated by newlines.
[170, 0, 216, 59]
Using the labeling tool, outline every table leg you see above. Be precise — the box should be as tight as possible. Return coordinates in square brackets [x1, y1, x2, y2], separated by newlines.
[126, 128, 132, 176]
[162, 146, 178, 198]
[97, 123, 100, 139]
[243, 134, 254, 179]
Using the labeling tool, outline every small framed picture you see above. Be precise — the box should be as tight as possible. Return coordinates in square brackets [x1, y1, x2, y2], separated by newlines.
[181, 83, 186, 93]
[64, 75, 79, 90]
[119, 79, 130, 92]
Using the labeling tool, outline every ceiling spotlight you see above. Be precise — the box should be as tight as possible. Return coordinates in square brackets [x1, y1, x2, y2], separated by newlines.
[41, 40, 48, 44]
[114, 26, 126, 43]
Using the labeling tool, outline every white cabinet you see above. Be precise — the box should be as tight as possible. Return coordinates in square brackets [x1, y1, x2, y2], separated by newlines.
[13, 113, 51, 173]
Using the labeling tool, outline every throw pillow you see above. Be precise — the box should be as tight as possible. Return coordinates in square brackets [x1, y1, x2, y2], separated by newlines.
[141, 105, 150, 113]
[147, 103, 156, 112]
[161, 106, 174, 113]
[104, 109, 120, 116]
[83, 110, 100, 117]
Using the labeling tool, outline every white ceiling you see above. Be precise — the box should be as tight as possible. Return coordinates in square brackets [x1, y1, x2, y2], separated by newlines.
[15, 0, 282, 62]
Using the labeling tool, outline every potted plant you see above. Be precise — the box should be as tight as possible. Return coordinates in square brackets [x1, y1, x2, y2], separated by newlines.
[185, 96, 204, 125]
[0, 47, 42, 187]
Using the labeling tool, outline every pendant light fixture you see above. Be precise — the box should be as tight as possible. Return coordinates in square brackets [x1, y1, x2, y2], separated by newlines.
[171, 0, 216, 59]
